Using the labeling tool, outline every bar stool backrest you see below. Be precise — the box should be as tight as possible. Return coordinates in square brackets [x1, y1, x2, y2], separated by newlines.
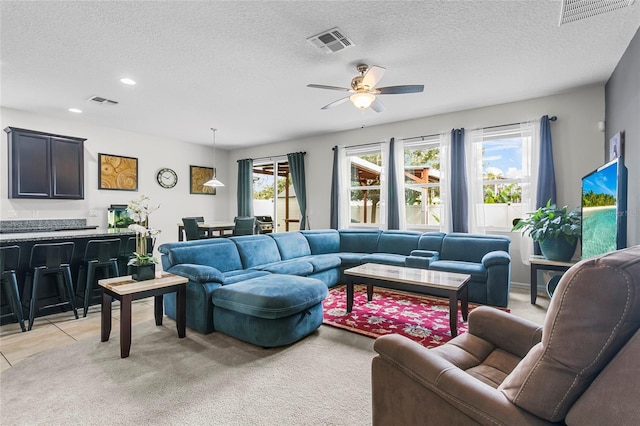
[0, 245, 20, 273]
[29, 242, 74, 269]
[83, 239, 121, 263]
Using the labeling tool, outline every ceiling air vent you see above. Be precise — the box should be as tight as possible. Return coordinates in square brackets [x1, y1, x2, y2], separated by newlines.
[87, 95, 119, 105]
[307, 27, 355, 54]
[559, 0, 636, 25]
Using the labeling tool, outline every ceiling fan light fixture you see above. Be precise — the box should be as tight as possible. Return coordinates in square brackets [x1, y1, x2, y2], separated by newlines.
[350, 92, 375, 109]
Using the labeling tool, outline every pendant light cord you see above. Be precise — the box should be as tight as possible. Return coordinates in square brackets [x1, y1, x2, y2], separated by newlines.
[211, 128, 217, 177]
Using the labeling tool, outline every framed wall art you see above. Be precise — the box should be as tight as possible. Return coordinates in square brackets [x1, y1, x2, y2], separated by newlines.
[608, 131, 624, 162]
[98, 153, 138, 191]
[190, 165, 216, 195]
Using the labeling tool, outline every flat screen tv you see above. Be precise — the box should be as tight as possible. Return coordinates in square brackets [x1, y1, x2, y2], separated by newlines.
[581, 157, 627, 259]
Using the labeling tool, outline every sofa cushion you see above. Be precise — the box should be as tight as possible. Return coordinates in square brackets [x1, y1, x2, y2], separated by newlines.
[256, 259, 314, 276]
[269, 232, 311, 260]
[222, 270, 271, 285]
[231, 235, 282, 268]
[301, 229, 340, 254]
[429, 260, 487, 281]
[339, 229, 382, 253]
[159, 239, 243, 272]
[440, 233, 510, 263]
[299, 254, 342, 273]
[336, 252, 367, 267]
[376, 230, 422, 255]
[361, 253, 408, 267]
[417, 232, 446, 252]
[212, 274, 328, 319]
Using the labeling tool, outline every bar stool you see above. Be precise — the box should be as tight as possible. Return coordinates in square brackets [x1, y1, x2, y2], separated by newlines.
[24, 242, 78, 331]
[76, 239, 121, 317]
[0, 245, 27, 332]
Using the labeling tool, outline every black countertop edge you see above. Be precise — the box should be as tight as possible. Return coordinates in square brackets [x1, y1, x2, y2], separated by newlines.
[0, 228, 136, 243]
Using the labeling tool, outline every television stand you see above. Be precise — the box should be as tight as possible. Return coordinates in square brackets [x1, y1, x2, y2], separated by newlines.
[529, 255, 578, 304]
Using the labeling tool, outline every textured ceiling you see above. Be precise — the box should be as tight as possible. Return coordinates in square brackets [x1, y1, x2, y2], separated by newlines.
[1, 1, 639, 149]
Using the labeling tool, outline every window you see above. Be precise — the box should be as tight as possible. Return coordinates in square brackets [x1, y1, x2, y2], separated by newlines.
[403, 137, 442, 228]
[468, 124, 534, 231]
[346, 144, 384, 226]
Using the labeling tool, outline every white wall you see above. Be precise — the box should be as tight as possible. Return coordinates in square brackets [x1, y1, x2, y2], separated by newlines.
[0, 107, 231, 257]
[228, 85, 610, 286]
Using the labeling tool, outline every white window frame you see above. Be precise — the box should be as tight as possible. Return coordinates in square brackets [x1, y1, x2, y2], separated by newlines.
[345, 143, 386, 229]
[467, 123, 535, 232]
[402, 136, 443, 231]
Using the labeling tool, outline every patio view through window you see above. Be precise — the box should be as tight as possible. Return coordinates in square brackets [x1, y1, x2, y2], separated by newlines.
[348, 145, 383, 225]
[403, 137, 441, 227]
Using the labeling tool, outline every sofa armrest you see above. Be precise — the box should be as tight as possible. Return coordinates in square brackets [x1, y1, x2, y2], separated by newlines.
[409, 249, 439, 259]
[372, 334, 552, 425]
[166, 264, 224, 284]
[481, 250, 510, 267]
[468, 306, 542, 358]
[406, 250, 439, 270]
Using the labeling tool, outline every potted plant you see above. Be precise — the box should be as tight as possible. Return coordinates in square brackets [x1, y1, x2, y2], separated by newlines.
[126, 194, 161, 281]
[512, 200, 581, 262]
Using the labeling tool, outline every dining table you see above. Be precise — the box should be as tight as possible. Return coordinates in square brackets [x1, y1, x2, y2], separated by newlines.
[177, 222, 236, 241]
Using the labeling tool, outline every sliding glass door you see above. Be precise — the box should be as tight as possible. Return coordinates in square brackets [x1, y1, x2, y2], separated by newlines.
[253, 161, 300, 232]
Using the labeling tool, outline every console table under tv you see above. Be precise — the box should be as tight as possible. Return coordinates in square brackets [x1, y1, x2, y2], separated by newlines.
[529, 255, 578, 304]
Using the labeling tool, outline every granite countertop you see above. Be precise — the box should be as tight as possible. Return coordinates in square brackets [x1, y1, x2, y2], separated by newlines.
[0, 227, 135, 243]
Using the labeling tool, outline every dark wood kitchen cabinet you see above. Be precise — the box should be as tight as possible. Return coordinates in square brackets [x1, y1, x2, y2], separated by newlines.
[5, 127, 86, 199]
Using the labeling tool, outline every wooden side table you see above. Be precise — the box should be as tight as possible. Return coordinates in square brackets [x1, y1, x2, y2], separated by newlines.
[98, 272, 188, 358]
[529, 255, 578, 304]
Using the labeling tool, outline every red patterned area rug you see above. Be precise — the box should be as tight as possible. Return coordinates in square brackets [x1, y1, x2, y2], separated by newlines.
[322, 285, 503, 348]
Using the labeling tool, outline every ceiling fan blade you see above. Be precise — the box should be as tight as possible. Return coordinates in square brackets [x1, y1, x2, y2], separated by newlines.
[362, 65, 386, 89]
[321, 97, 350, 110]
[307, 84, 351, 92]
[376, 85, 424, 94]
[370, 97, 385, 113]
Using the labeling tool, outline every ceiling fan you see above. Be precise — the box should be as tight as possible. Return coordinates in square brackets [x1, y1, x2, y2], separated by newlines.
[307, 64, 424, 113]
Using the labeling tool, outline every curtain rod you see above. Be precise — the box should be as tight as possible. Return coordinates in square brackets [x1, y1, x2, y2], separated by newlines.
[402, 133, 442, 143]
[332, 141, 386, 151]
[476, 115, 557, 132]
[241, 152, 306, 162]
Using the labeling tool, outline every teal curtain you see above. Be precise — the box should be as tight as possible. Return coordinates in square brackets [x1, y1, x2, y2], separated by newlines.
[450, 128, 468, 232]
[287, 152, 308, 229]
[387, 138, 400, 230]
[330, 146, 339, 229]
[536, 115, 557, 208]
[237, 159, 253, 217]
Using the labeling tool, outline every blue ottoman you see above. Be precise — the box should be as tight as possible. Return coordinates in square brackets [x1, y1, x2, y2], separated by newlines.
[211, 274, 328, 347]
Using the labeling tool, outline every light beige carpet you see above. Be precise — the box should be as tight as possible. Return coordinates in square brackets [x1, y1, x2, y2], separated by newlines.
[0, 322, 375, 425]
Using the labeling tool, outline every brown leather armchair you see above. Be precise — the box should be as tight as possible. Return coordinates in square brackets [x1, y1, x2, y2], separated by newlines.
[372, 246, 640, 425]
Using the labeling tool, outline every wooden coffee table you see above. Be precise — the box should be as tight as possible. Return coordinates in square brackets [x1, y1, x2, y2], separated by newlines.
[344, 263, 471, 337]
[98, 272, 188, 358]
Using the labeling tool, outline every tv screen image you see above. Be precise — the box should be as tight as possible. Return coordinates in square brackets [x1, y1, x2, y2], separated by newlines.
[581, 157, 627, 259]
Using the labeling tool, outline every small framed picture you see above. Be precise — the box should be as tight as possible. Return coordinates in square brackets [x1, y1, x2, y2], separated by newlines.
[98, 153, 138, 191]
[190, 165, 216, 195]
[608, 131, 624, 162]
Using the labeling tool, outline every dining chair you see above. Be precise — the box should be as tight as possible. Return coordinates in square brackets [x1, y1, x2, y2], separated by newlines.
[182, 218, 205, 241]
[232, 217, 256, 236]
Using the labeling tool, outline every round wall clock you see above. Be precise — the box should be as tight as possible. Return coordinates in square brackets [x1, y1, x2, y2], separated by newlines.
[156, 168, 178, 188]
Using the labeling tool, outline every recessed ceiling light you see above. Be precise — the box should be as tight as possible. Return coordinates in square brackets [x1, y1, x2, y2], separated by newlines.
[120, 78, 136, 85]
[68, 108, 82, 113]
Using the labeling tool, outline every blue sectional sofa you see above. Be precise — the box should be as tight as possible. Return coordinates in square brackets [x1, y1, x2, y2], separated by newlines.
[158, 229, 511, 345]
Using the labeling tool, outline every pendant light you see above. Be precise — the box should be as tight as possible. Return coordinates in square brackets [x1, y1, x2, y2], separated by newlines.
[203, 128, 225, 187]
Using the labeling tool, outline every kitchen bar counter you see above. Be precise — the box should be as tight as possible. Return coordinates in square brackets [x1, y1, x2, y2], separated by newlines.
[0, 227, 136, 326]
[0, 227, 134, 243]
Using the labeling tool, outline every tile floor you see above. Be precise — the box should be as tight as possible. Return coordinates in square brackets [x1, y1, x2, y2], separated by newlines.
[0, 287, 550, 373]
